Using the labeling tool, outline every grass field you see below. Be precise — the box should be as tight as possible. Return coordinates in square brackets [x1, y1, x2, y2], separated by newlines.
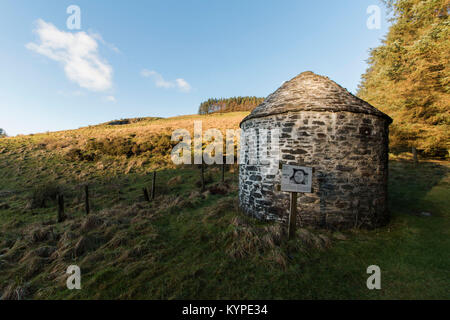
[0, 112, 449, 299]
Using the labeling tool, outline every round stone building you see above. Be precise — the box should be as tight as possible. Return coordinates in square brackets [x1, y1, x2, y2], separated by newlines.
[239, 71, 392, 229]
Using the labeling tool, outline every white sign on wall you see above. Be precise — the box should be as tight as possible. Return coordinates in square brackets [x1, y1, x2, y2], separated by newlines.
[281, 165, 313, 193]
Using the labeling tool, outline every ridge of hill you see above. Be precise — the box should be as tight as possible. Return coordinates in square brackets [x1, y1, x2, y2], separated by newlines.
[0, 112, 248, 175]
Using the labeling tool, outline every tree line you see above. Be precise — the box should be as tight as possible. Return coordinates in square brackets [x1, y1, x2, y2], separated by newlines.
[357, 0, 449, 157]
[198, 97, 264, 115]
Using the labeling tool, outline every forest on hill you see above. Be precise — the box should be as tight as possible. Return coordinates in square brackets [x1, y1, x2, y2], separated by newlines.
[358, 0, 449, 157]
[198, 96, 264, 115]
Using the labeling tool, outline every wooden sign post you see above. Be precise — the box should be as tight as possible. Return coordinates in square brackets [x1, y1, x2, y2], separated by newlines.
[280, 164, 313, 240]
[288, 192, 298, 240]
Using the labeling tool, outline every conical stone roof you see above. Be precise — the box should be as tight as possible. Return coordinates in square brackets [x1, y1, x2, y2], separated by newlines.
[241, 71, 392, 126]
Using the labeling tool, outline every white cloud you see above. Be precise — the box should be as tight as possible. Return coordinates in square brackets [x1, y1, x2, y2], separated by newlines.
[26, 19, 113, 92]
[175, 78, 192, 93]
[141, 69, 191, 93]
[91, 32, 121, 54]
[104, 95, 116, 103]
[141, 70, 175, 89]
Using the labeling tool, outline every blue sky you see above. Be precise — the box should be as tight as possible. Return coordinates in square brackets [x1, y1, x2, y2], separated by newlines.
[0, 0, 390, 136]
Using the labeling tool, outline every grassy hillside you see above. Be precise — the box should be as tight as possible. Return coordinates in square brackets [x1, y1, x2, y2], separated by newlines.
[0, 112, 247, 181]
[0, 112, 449, 299]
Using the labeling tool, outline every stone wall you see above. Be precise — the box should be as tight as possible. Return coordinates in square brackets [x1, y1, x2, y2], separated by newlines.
[239, 110, 390, 230]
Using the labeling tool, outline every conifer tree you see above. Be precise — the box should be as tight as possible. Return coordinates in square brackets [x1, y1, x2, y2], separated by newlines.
[358, 0, 449, 157]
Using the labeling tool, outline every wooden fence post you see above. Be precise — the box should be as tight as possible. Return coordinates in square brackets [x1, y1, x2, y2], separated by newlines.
[201, 161, 205, 192]
[221, 155, 226, 183]
[84, 185, 90, 215]
[57, 194, 65, 223]
[143, 187, 150, 202]
[288, 192, 298, 240]
[412, 147, 418, 167]
[151, 171, 156, 200]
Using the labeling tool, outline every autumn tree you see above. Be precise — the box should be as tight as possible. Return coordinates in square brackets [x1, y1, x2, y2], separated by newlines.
[358, 0, 449, 157]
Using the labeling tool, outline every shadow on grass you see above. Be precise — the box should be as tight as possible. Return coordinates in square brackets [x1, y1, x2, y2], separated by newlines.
[389, 160, 449, 217]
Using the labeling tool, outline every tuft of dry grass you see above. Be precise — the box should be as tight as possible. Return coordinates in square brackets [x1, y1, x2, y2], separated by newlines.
[296, 228, 331, 250]
[266, 247, 288, 268]
[81, 215, 103, 232]
[29, 226, 56, 243]
[167, 176, 182, 187]
[225, 214, 286, 260]
[104, 231, 129, 249]
[1, 283, 29, 300]
[223, 210, 331, 269]
[208, 182, 232, 195]
[204, 198, 238, 221]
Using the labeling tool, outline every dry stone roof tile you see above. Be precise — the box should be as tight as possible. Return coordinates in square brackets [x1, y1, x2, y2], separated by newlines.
[241, 71, 392, 126]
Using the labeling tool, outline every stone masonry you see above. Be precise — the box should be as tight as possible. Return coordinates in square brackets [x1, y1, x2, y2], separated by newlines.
[239, 71, 392, 230]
